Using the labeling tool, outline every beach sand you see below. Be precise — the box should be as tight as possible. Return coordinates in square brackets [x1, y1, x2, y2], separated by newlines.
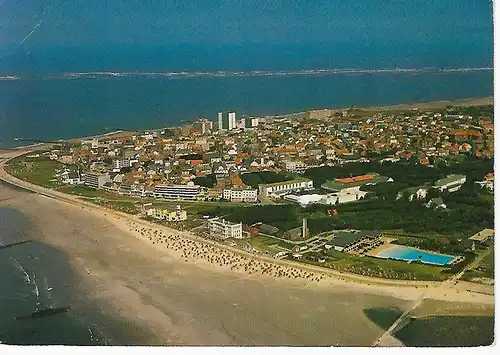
[0, 150, 494, 346]
[0, 183, 414, 345]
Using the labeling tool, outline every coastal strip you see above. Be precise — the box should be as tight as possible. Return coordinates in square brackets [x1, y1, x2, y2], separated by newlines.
[0, 150, 494, 304]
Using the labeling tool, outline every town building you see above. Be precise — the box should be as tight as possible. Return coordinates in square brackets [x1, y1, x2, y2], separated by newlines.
[468, 229, 494, 243]
[475, 173, 494, 191]
[325, 230, 382, 252]
[258, 178, 314, 197]
[153, 183, 202, 200]
[193, 118, 213, 134]
[283, 160, 307, 173]
[321, 174, 391, 192]
[145, 205, 187, 221]
[61, 171, 82, 185]
[228, 112, 236, 131]
[113, 158, 132, 171]
[433, 174, 467, 192]
[208, 218, 243, 239]
[83, 172, 111, 189]
[223, 187, 258, 202]
[426, 197, 447, 210]
[218, 112, 223, 131]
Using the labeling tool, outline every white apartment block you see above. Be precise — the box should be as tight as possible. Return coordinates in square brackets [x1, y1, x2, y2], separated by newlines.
[208, 218, 243, 239]
[83, 172, 111, 189]
[153, 184, 202, 200]
[258, 178, 314, 197]
[434, 174, 467, 193]
[283, 160, 307, 173]
[218, 112, 223, 131]
[228, 112, 236, 130]
[223, 188, 258, 202]
[113, 158, 132, 171]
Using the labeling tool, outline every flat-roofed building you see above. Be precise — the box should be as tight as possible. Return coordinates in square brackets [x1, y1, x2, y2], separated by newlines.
[321, 174, 391, 192]
[153, 184, 202, 200]
[218, 112, 223, 131]
[208, 218, 243, 239]
[113, 158, 132, 171]
[325, 230, 381, 252]
[283, 160, 307, 173]
[228, 112, 236, 131]
[83, 172, 111, 189]
[434, 174, 466, 192]
[469, 228, 494, 243]
[223, 187, 258, 202]
[258, 178, 313, 197]
[145, 206, 188, 222]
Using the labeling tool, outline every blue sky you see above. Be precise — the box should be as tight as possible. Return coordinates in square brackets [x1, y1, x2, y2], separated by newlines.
[0, 0, 493, 47]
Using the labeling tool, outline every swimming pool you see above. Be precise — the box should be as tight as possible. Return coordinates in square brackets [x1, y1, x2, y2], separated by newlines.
[375, 246, 454, 266]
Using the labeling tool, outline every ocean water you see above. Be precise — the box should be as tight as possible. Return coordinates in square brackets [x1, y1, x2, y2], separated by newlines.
[376, 246, 454, 266]
[0, 1, 493, 147]
[0, 206, 104, 344]
[0, 68, 493, 148]
[0, 201, 148, 345]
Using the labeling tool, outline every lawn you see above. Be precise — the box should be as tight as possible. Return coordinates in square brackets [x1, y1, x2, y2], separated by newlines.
[248, 235, 294, 253]
[363, 307, 404, 330]
[6, 157, 65, 188]
[394, 316, 494, 346]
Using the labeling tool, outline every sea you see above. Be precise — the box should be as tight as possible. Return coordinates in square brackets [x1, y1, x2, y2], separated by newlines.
[0, 43, 494, 148]
[0, 183, 141, 345]
[0, 40, 494, 344]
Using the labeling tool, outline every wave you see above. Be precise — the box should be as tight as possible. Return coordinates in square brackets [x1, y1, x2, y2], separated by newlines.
[0, 67, 493, 81]
[0, 75, 20, 81]
[11, 257, 31, 284]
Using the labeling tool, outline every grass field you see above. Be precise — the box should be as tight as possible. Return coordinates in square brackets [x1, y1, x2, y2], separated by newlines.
[57, 185, 138, 200]
[363, 307, 404, 330]
[247, 235, 294, 253]
[394, 316, 494, 346]
[461, 240, 494, 282]
[6, 157, 65, 188]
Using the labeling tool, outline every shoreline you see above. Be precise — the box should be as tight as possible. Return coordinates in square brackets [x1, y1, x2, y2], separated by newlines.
[0, 150, 494, 306]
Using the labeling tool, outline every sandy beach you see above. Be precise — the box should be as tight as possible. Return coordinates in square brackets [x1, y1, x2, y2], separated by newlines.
[0, 150, 494, 345]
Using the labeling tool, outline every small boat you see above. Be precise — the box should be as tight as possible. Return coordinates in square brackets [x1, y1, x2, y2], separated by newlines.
[47, 287, 53, 291]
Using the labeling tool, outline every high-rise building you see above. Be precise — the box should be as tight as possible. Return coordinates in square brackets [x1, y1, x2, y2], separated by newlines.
[193, 118, 212, 134]
[218, 112, 223, 131]
[251, 118, 259, 127]
[228, 112, 236, 131]
[237, 118, 245, 129]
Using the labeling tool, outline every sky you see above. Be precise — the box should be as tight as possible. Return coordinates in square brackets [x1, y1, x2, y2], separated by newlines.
[0, 1, 493, 72]
[0, 0, 493, 47]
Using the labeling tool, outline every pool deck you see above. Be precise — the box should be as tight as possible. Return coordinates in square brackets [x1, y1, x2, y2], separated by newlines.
[365, 238, 396, 256]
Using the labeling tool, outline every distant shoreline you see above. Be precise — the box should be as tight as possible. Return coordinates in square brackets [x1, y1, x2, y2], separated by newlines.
[6, 95, 493, 150]
[284, 96, 493, 117]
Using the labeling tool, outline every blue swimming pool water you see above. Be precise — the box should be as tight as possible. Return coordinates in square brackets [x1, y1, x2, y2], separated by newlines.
[376, 246, 454, 266]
